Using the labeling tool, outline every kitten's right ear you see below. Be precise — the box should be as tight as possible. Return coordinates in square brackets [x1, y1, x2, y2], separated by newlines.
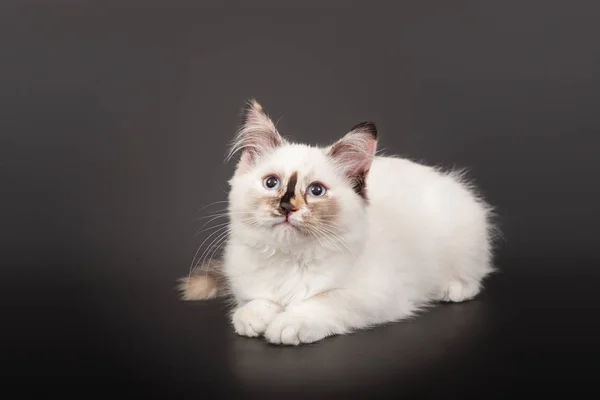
[227, 99, 285, 172]
[327, 121, 378, 198]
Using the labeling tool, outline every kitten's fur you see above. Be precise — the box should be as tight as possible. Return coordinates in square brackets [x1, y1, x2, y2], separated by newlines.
[179, 99, 497, 346]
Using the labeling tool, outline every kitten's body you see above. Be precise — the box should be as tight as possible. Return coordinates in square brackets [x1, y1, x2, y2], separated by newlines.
[180, 100, 496, 345]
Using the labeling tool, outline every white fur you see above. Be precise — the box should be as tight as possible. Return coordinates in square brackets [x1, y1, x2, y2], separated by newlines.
[203, 100, 498, 346]
[222, 154, 495, 346]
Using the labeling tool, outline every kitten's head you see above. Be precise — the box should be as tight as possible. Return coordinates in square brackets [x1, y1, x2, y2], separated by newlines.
[227, 99, 377, 249]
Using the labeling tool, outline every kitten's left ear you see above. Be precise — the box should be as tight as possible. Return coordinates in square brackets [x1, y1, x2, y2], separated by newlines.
[227, 98, 286, 172]
[327, 121, 378, 198]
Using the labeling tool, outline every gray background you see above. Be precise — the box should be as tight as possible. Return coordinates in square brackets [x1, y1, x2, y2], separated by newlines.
[1, 0, 598, 396]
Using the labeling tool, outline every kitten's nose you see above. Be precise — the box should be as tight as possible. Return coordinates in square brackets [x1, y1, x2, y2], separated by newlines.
[280, 202, 297, 215]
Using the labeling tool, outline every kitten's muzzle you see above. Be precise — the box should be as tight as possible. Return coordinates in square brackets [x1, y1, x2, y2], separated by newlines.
[279, 201, 297, 215]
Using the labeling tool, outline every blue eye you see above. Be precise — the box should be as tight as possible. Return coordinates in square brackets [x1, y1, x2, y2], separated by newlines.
[308, 183, 326, 197]
[263, 175, 280, 190]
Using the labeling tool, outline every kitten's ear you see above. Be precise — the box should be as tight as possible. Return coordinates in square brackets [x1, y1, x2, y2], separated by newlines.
[227, 98, 285, 172]
[327, 121, 378, 198]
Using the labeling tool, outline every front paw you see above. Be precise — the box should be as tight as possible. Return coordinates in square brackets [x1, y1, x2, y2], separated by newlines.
[232, 299, 283, 338]
[264, 312, 330, 346]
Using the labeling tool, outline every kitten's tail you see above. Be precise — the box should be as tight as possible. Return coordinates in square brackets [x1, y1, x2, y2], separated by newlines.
[177, 260, 227, 301]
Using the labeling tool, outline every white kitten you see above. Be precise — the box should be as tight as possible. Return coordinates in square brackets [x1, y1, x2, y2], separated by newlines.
[179, 99, 498, 346]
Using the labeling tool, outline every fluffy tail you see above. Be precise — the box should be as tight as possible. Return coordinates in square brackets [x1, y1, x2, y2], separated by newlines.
[178, 260, 227, 300]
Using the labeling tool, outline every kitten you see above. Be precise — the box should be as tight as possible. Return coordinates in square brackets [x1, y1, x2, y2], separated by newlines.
[179, 99, 498, 346]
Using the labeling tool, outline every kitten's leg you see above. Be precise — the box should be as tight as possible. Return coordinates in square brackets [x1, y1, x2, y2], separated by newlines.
[232, 299, 284, 338]
[264, 290, 401, 346]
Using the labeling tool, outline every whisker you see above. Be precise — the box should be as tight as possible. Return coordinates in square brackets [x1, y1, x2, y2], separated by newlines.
[194, 211, 256, 222]
[317, 220, 350, 234]
[203, 233, 231, 273]
[195, 218, 231, 236]
[194, 228, 231, 274]
[310, 225, 345, 255]
[196, 200, 229, 212]
[305, 229, 324, 254]
[193, 209, 228, 220]
[189, 224, 230, 275]
[311, 224, 358, 259]
[321, 224, 356, 250]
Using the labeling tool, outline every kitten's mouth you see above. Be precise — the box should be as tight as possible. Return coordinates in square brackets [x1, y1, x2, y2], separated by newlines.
[273, 216, 299, 230]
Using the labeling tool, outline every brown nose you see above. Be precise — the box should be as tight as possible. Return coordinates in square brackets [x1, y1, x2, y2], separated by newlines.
[280, 202, 297, 215]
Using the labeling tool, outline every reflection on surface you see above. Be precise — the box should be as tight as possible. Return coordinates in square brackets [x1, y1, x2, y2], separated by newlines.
[227, 297, 491, 392]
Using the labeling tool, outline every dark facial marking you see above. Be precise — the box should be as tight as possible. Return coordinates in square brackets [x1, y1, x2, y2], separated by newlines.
[279, 171, 298, 213]
[353, 173, 369, 199]
[306, 196, 341, 235]
[327, 144, 369, 198]
[327, 120, 377, 200]
[328, 141, 370, 199]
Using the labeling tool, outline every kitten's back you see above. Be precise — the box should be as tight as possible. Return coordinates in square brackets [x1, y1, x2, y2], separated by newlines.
[363, 155, 494, 297]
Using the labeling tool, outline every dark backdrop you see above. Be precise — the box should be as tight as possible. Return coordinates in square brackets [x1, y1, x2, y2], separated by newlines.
[1, 0, 598, 397]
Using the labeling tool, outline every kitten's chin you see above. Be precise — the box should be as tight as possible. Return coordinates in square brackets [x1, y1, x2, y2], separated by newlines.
[268, 217, 311, 242]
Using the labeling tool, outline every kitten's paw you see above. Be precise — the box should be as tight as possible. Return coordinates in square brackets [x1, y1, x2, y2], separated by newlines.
[439, 279, 481, 302]
[264, 312, 330, 346]
[232, 299, 284, 338]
